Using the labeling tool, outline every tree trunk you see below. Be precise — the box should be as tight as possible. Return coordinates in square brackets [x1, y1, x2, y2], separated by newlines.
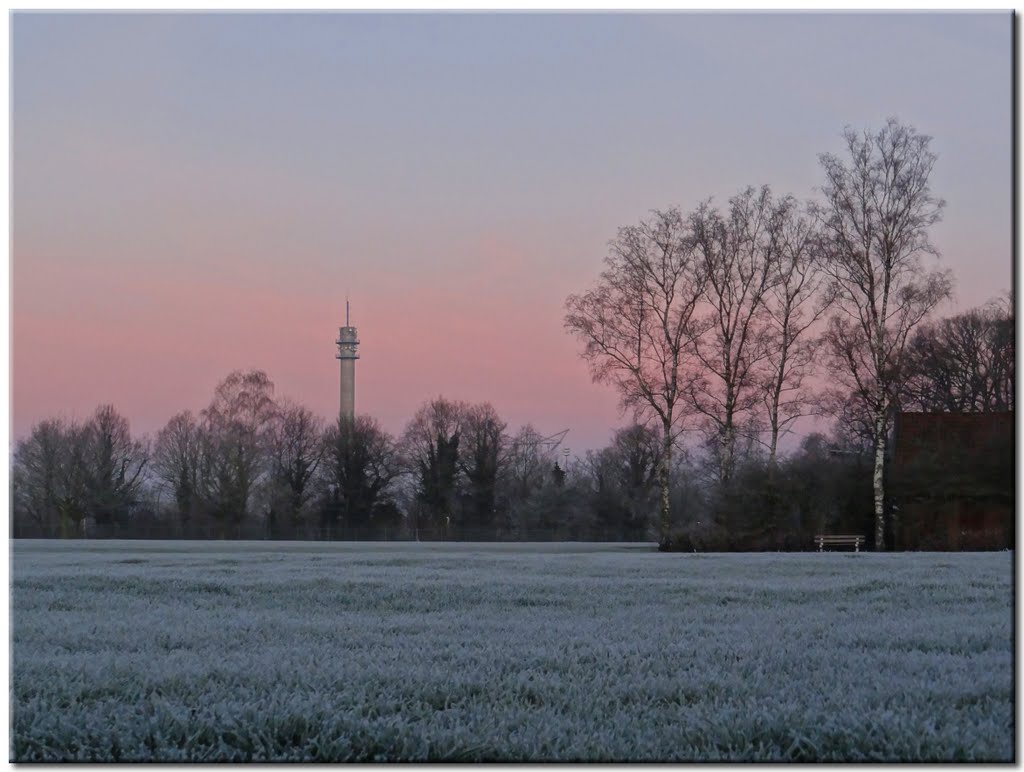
[767, 325, 788, 470]
[721, 422, 735, 486]
[659, 425, 673, 548]
[765, 447, 780, 543]
[768, 399, 781, 470]
[873, 410, 887, 551]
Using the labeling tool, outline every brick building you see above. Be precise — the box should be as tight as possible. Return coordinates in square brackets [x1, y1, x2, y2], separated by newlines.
[889, 412, 1013, 550]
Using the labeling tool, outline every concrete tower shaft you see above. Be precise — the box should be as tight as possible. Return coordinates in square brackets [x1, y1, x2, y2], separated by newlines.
[336, 301, 359, 420]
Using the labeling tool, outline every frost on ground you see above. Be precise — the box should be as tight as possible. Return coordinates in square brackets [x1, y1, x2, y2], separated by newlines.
[10, 540, 1013, 762]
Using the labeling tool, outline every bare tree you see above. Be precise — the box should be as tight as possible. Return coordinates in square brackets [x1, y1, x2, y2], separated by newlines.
[152, 411, 205, 531]
[827, 390, 880, 457]
[81, 404, 148, 526]
[12, 418, 71, 535]
[501, 424, 554, 533]
[266, 399, 325, 537]
[13, 410, 145, 537]
[605, 423, 663, 540]
[565, 208, 707, 547]
[817, 118, 953, 550]
[320, 414, 401, 537]
[688, 186, 783, 485]
[56, 422, 91, 536]
[760, 197, 829, 467]
[200, 369, 277, 535]
[459, 402, 507, 534]
[501, 423, 580, 538]
[401, 397, 466, 535]
[902, 298, 1014, 413]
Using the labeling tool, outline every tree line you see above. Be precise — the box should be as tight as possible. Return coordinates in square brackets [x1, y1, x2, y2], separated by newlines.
[11, 119, 1013, 548]
[564, 118, 1012, 550]
[11, 291, 1010, 547]
[11, 371, 686, 542]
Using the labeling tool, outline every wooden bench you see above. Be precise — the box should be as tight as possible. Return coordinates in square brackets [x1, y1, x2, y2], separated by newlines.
[815, 534, 865, 552]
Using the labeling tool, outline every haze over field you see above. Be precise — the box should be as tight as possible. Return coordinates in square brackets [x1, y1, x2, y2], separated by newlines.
[11, 12, 1011, 451]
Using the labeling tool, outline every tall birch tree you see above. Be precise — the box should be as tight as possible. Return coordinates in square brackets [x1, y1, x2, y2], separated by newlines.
[817, 119, 953, 550]
[761, 197, 829, 467]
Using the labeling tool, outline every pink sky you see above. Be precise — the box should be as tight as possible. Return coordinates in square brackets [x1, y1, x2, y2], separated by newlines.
[11, 13, 1012, 453]
[12, 223, 626, 452]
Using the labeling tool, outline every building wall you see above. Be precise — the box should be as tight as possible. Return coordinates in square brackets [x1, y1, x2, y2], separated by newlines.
[890, 412, 1013, 550]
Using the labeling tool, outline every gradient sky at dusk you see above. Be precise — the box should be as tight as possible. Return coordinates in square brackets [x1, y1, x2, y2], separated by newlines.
[12, 12, 1012, 453]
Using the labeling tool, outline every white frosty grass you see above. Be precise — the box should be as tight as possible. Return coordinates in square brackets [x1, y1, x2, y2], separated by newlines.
[11, 540, 1013, 762]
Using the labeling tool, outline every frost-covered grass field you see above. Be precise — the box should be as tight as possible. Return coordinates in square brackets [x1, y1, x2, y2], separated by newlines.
[11, 540, 1013, 762]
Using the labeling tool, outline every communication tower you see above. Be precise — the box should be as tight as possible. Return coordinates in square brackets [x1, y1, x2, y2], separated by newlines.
[336, 300, 360, 420]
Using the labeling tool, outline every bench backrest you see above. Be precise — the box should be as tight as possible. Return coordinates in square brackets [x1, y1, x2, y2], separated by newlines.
[815, 535, 865, 551]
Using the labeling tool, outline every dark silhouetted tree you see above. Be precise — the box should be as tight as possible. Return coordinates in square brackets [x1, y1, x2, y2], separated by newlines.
[81, 404, 148, 527]
[688, 186, 785, 487]
[760, 196, 829, 467]
[458, 402, 506, 535]
[266, 399, 325, 538]
[565, 208, 707, 547]
[902, 298, 1013, 413]
[402, 398, 465, 535]
[12, 418, 74, 536]
[200, 369, 277, 535]
[152, 411, 205, 532]
[320, 415, 401, 537]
